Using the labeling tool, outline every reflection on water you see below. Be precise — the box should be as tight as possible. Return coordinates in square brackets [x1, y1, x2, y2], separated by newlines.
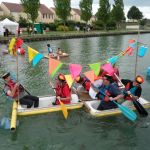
[0, 34, 150, 150]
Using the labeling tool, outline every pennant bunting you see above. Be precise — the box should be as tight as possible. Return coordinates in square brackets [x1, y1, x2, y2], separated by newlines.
[15, 38, 24, 49]
[32, 53, 44, 67]
[128, 39, 135, 44]
[69, 64, 82, 79]
[65, 74, 74, 88]
[138, 46, 148, 57]
[108, 56, 119, 65]
[89, 62, 101, 76]
[49, 58, 63, 78]
[28, 47, 39, 62]
[84, 70, 95, 83]
[8, 38, 16, 55]
[129, 42, 137, 49]
[101, 63, 114, 76]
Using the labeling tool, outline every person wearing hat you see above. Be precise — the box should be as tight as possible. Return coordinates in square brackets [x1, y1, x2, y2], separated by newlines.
[92, 74, 123, 110]
[51, 73, 71, 105]
[2, 72, 39, 108]
[121, 75, 144, 106]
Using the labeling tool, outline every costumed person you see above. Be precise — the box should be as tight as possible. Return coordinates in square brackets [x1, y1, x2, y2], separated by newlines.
[92, 74, 123, 110]
[2, 72, 39, 108]
[47, 44, 53, 56]
[51, 73, 71, 105]
[121, 75, 144, 107]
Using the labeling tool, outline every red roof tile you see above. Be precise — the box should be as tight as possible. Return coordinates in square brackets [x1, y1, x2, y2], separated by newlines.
[72, 8, 81, 16]
[39, 4, 53, 15]
[2, 2, 23, 12]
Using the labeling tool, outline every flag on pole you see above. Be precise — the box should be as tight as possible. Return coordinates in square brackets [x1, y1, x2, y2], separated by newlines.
[8, 38, 16, 55]
[28, 47, 39, 62]
[32, 53, 44, 67]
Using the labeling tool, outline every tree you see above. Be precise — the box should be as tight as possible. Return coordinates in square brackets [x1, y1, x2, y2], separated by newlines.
[0, 15, 14, 21]
[53, 0, 71, 26]
[21, 0, 40, 28]
[96, 0, 110, 30]
[79, 0, 93, 24]
[111, 0, 125, 29]
[18, 16, 28, 27]
[127, 6, 143, 20]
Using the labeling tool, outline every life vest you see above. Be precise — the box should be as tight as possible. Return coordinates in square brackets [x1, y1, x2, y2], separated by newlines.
[4, 80, 23, 98]
[124, 82, 137, 100]
[55, 82, 71, 104]
[82, 77, 91, 91]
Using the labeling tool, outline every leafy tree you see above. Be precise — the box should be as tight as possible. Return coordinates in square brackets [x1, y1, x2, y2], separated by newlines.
[18, 16, 28, 27]
[21, 0, 40, 28]
[0, 15, 15, 21]
[127, 6, 143, 20]
[53, 0, 71, 26]
[111, 0, 125, 29]
[79, 0, 93, 24]
[96, 0, 110, 30]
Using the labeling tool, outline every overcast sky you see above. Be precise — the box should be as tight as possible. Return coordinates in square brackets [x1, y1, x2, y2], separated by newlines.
[0, 0, 150, 18]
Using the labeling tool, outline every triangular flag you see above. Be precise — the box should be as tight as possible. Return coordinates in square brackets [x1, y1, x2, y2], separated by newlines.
[138, 46, 148, 57]
[69, 64, 82, 79]
[28, 47, 39, 62]
[32, 53, 44, 67]
[108, 56, 119, 65]
[129, 42, 137, 49]
[59, 100, 68, 119]
[15, 38, 24, 49]
[8, 38, 16, 55]
[65, 74, 74, 88]
[89, 62, 101, 76]
[49, 57, 63, 78]
[128, 39, 135, 44]
[101, 63, 114, 76]
[84, 70, 95, 83]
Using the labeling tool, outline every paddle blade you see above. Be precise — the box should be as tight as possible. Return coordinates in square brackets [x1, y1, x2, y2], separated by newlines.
[113, 101, 137, 121]
[59, 100, 68, 119]
[133, 100, 148, 117]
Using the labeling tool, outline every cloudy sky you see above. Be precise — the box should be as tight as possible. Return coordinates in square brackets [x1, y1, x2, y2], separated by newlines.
[0, 0, 150, 18]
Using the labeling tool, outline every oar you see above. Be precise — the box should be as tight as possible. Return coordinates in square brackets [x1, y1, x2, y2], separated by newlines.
[99, 90, 137, 121]
[50, 81, 68, 119]
[114, 74, 148, 117]
[20, 84, 31, 95]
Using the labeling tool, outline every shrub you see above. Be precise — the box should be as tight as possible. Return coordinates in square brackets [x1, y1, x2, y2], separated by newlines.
[56, 25, 69, 31]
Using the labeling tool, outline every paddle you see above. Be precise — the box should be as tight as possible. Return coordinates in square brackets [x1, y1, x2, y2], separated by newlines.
[49, 81, 68, 119]
[114, 74, 148, 117]
[98, 89, 137, 122]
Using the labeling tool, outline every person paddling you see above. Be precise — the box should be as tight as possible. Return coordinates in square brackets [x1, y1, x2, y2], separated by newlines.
[92, 74, 123, 110]
[2, 72, 39, 108]
[51, 73, 71, 105]
[121, 75, 144, 107]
